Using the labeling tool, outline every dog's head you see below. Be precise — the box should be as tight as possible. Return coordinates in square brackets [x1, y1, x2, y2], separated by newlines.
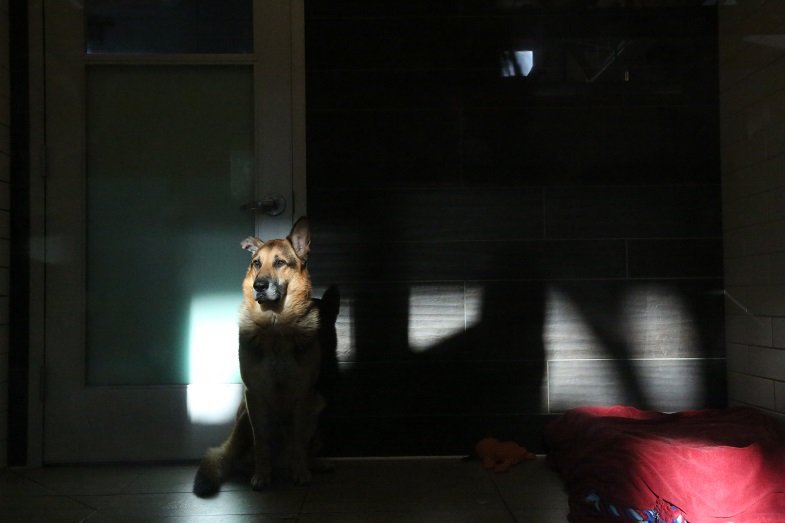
[241, 217, 311, 307]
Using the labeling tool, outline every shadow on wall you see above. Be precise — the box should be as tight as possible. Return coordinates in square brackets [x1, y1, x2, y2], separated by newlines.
[310, 237, 726, 456]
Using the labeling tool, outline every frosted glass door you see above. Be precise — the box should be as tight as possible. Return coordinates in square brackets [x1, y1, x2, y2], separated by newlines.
[85, 66, 253, 386]
[38, 0, 304, 463]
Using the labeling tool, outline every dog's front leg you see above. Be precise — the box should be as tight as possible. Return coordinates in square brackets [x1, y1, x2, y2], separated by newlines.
[244, 391, 273, 490]
[290, 393, 325, 485]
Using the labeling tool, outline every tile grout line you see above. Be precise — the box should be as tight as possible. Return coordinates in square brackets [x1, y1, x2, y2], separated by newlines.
[486, 469, 518, 523]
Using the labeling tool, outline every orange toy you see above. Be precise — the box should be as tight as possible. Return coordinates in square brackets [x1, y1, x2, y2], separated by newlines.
[474, 437, 536, 472]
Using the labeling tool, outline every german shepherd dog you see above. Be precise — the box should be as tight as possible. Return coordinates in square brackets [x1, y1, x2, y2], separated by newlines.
[193, 217, 339, 496]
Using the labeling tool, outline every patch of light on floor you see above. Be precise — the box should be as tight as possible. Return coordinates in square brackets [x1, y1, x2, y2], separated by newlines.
[187, 293, 243, 425]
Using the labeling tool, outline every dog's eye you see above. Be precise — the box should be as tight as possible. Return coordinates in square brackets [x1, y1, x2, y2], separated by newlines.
[273, 258, 287, 269]
[252, 259, 261, 269]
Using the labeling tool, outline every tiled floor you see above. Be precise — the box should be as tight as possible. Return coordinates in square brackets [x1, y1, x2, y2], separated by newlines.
[0, 456, 570, 522]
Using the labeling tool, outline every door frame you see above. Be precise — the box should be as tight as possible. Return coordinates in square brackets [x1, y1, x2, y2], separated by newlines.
[25, 0, 306, 466]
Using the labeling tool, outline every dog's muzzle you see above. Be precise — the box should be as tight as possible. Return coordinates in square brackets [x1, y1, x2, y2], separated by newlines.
[253, 277, 282, 303]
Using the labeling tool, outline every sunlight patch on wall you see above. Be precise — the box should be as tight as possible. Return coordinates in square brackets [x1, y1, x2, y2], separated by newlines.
[622, 284, 700, 359]
[621, 284, 704, 403]
[187, 293, 243, 425]
[543, 287, 604, 358]
[544, 284, 703, 361]
[544, 284, 706, 411]
[327, 288, 354, 361]
[502, 50, 534, 77]
[408, 284, 484, 353]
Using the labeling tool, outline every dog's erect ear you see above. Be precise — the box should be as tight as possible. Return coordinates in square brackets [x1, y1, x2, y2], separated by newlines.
[241, 236, 264, 255]
[288, 217, 311, 262]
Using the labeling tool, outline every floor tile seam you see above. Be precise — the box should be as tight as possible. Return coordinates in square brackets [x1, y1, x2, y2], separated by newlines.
[297, 483, 312, 516]
[326, 455, 468, 461]
[0, 490, 106, 505]
[296, 508, 507, 515]
[12, 471, 63, 495]
[18, 468, 148, 497]
[0, 493, 104, 513]
[487, 469, 518, 522]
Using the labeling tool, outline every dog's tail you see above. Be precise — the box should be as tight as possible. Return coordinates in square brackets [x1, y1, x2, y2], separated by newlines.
[194, 402, 254, 497]
[193, 447, 230, 497]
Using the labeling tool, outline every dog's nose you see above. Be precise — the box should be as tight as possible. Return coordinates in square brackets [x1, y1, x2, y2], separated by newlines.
[254, 279, 270, 292]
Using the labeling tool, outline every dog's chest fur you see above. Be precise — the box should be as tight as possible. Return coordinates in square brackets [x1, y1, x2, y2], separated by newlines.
[238, 305, 320, 397]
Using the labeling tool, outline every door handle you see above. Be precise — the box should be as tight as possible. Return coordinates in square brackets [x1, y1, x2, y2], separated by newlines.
[240, 193, 286, 216]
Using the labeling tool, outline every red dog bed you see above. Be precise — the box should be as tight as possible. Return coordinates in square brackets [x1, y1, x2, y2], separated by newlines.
[545, 405, 785, 523]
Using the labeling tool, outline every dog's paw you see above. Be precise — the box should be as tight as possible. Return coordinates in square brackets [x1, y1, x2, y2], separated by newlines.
[250, 474, 270, 490]
[292, 463, 312, 486]
[250, 470, 271, 491]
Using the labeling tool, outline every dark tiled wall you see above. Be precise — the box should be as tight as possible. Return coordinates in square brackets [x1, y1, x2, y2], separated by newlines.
[305, 1, 723, 456]
[720, 1, 785, 422]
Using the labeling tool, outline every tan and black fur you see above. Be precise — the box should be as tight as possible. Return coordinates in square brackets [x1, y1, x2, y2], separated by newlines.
[193, 217, 339, 496]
